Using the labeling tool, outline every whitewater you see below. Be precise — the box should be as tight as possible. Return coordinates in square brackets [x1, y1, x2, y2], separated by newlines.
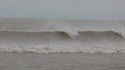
[0, 19, 125, 53]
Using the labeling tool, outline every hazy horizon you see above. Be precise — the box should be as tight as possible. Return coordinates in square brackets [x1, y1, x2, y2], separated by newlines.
[0, 0, 125, 20]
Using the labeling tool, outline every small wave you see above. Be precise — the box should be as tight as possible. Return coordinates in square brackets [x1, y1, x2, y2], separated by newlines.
[0, 31, 124, 53]
[0, 19, 125, 53]
[0, 19, 125, 38]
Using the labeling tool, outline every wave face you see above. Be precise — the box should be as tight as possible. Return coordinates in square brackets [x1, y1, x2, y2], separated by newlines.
[0, 19, 125, 53]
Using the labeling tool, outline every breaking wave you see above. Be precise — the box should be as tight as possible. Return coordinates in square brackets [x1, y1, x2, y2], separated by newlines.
[0, 19, 125, 53]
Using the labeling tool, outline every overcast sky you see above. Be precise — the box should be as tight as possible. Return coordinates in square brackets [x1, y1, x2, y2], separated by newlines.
[0, 0, 125, 20]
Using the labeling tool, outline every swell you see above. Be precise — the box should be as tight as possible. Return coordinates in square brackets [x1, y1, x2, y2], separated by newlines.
[0, 19, 125, 38]
[0, 28, 124, 39]
[0, 31, 125, 53]
[0, 19, 125, 53]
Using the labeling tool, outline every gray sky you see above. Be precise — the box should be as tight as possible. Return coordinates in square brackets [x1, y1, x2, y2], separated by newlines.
[0, 0, 125, 20]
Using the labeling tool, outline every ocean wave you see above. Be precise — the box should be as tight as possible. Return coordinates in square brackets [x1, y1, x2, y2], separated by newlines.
[0, 19, 125, 53]
[0, 19, 125, 38]
[0, 31, 124, 53]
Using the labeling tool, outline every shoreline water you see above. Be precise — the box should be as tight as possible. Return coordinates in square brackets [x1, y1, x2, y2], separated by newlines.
[0, 52, 125, 70]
